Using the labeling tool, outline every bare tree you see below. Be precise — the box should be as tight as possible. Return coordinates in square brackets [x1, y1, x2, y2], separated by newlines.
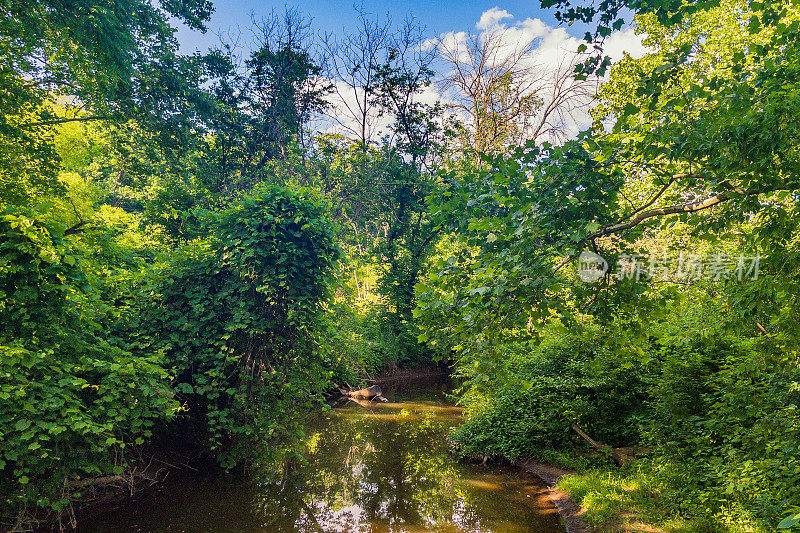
[526, 52, 598, 143]
[322, 7, 391, 145]
[437, 28, 598, 153]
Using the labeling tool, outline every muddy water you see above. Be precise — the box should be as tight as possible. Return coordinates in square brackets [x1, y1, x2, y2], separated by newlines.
[76, 379, 566, 532]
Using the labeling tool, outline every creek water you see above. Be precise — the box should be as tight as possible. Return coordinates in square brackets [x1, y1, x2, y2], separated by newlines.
[75, 378, 566, 532]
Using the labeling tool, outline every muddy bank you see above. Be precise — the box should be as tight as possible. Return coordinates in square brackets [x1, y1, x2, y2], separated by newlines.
[519, 459, 594, 533]
[370, 363, 451, 383]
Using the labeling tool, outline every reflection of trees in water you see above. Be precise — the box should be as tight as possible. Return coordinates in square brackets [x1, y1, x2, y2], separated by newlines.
[72, 388, 558, 532]
[249, 407, 486, 532]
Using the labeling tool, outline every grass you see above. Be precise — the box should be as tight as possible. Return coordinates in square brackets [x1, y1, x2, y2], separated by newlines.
[553, 459, 769, 533]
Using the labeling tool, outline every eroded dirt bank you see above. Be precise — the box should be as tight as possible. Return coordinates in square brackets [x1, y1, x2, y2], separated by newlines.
[518, 460, 594, 533]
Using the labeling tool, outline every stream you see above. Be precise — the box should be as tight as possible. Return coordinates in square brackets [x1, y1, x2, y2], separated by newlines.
[75, 378, 566, 532]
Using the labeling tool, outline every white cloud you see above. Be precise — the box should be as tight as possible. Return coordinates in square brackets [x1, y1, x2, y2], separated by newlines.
[476, 7, 513, 31]
[317, 8, 650, 144]
[602, 27, 648, 62]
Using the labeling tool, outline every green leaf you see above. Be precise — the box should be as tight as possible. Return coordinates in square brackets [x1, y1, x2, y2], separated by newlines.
[778, 514, 800, 529]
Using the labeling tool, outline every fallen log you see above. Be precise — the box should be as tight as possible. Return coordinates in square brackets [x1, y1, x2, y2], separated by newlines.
[69, 475, 132, 489]
[570, 423, 650, 466]
[335, 384, 388, 402]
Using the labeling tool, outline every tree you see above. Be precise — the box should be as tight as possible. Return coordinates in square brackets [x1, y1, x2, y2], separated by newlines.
[246, 9, 331, 158]
[573, 0, 800, 254]
[374, 17, 446, 169]
[317, 11, 447, 365]
[158, 8, 331, 214]
[0, 0, 214, 204]
[437, 26, 597, 152]
[322, 7, 392, 145]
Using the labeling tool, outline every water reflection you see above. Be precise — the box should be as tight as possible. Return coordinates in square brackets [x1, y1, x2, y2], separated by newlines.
[75, 381, 565, 532]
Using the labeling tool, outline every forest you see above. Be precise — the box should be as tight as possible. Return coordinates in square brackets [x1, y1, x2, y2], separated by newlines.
[1, 0, 799, 531]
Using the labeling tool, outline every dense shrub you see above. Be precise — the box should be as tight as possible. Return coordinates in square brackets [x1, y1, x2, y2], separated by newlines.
[647, 335, 800, 525]
[452, 312, 800, 529]
[141, 185, 339, 464]
[0, 207, 176, 518]
[0, 185, 340, 520]
[452, 325, 650, 459]
[553, 334, 800, 531]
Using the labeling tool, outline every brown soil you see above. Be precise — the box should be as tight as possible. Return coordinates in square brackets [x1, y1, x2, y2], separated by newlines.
[370, 365, 450, 383]
[518, 459, 595, 533]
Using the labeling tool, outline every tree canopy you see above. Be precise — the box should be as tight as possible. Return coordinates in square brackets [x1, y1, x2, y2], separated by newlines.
[2, 0, 800, 530]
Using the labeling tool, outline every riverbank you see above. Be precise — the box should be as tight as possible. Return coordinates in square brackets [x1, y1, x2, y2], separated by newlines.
[520, 456, 681, 533]
[369, 363, 451, 383]
[522, 454, 743, 533]
[552, 465, 669, 533]
[519, 459, 594, 533]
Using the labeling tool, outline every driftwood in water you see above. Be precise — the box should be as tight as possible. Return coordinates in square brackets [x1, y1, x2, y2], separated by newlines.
[570, 423, 650, 466]
[335, 383, 388, 402]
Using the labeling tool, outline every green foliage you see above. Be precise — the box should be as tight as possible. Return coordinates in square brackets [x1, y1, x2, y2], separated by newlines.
[558, 471, 640, 528]
[143, 185, 339, 463]
[451, 323, 649, 460]
[243, 10, 330, 160]
[419, 1, 800, 530]
[0, 206, 177, 515]
[0, 0, 450, 525]
[0, 0, 214, 204]
[779, 509, 800, 530]
[417, 139, 625, 364]
[7, 0, 800, 530]
[192, 9, 331, 193]
[646, 333, 800, 525]
[558, 459, 774, 533]
[0, 85, 344, 522]
[309, 138, 441, 371]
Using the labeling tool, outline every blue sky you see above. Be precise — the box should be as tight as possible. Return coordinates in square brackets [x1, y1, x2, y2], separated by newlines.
[172, 1, 646, 142]
[173, 0, 592, 53]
